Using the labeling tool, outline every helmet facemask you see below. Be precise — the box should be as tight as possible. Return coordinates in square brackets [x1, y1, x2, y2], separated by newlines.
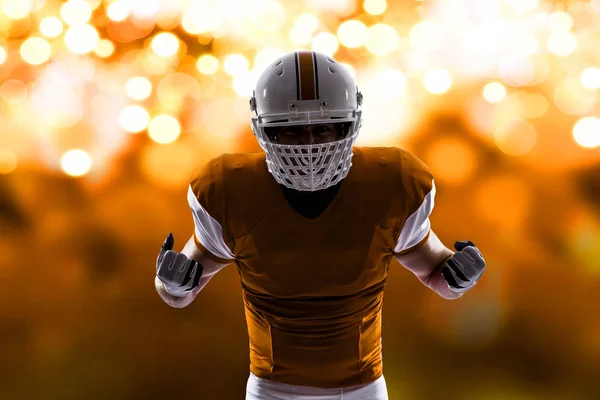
[251, 101, 362, 191]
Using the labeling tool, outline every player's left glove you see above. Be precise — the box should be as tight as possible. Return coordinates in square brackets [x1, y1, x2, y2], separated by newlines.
[441, 241, 486, 293]
[156, 233, 203, 297]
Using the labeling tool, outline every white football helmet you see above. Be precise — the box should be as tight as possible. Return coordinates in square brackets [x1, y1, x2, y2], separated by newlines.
[250, 51, 363, 191]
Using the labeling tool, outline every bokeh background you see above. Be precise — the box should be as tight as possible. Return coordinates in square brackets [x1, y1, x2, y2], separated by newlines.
[1, 0, 600, 399]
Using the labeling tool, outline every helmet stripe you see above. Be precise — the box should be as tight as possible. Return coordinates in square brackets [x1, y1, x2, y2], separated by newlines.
[294, 52, 300, 100]
[313, 51, 320, 99]
[297, 51, 316, 100]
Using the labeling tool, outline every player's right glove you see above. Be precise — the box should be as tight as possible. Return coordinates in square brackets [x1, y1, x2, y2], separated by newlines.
[441, 240, 486, 294]
[156, 233, 203, 297]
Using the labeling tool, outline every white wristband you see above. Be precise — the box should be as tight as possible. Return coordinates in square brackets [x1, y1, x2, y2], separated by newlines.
[156, 275, 190, 298]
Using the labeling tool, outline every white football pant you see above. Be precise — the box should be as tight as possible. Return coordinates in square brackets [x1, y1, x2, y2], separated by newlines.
[245, 371, 389, 400]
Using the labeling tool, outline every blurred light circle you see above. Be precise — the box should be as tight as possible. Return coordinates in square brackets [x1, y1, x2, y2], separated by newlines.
[366, 24, 399, 56]
[483, 82, 507, 103]
[130, 0, 160, 19]
[363, 0, 387, 15]
[61, 149, 92, 177]
[254, 48, 285, 71]
[548, 11, 574, 31]
[498, 56, 535, 86]
[425, 138, 476, 185]
[88, 0, 102, 10]
[410, 20, 444, 50]
[339, 62, 355, 78]
[375, 69, 406, 101]
[0, 150, 18, 174]
[0, 47, 6, 65]
[119, 105, 150, 133]
[197, 36, 213, 46]
[494, 119, 537, 156]
[580, 67, 600, 89]
[60, 0, 92, 26]
[290, 26, 313, 45]
[181, 13, 201, 35]
[151, 32, 179, 57]
[148, 115, 181, 144]
[65, 24, 99, 54]
[20, 37, 51, 65]
[424, 69, 452, 94]
[94, 39, 115, 58]
[547, 32, 577, 56]
[554, 78, 597, 115]
[40, 17, 64, 38]
[312, 32, 339, 56]
[0, 79, 28, 104]
[107, 1, 129, 22]
[2, 0, 32, 20]
[573, 117, 600, 148]
[196, 54, 219, 75]
[296, 14, 319, 32]
[126, 76, 152, 100]
[337, 20, 368, 49]
[223, 54, 249, 77]
[250, 0, 286, 33]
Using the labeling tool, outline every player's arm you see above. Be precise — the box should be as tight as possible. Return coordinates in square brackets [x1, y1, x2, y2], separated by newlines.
[155, 156, 236, 308]
[392, 149, 485, 299]
[395, 231, 486, 300]
[155, 234, 231, 308]
[394, 231, 459, 300]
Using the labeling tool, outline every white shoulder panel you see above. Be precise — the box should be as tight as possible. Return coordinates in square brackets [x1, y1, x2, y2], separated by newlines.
[394, 180, 436, 253]
[187, 185, 235, 260]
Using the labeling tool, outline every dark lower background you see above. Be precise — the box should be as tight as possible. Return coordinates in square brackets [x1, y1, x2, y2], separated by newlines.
[2, 129, 599, 399]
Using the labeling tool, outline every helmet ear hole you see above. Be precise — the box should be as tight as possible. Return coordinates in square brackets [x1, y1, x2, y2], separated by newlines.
[277, 69, 284, 76]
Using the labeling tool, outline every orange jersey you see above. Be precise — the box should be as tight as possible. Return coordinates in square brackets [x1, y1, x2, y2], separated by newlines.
[188, 147, 434, 388]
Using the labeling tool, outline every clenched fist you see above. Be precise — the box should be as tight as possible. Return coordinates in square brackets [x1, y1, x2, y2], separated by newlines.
[441, 240, 486, 294]
[156, 233, 203, 297]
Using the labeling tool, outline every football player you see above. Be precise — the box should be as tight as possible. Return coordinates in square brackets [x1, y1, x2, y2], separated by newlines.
[155, 51, 486, 400]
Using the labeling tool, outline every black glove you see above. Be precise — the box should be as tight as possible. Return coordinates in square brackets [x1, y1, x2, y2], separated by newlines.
[441, 241, 486, 293]
[156, 233, 203, 297]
